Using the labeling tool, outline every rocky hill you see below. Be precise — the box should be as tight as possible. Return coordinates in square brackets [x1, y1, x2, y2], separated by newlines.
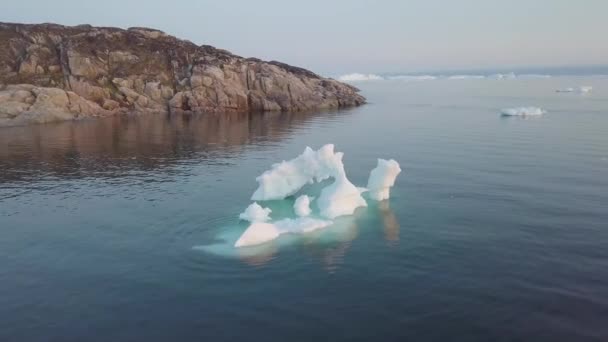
[0, 22, 365, 126]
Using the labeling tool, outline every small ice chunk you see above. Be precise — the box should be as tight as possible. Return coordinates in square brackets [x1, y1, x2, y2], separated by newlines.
[367, 159, 402, 201]
[500, 107, 546, 117]
[239, 202, 272, 222]
[556, 87, 575, 93]
[579, 86, 593, 93]
[234, 217, 332, 247]
[294, 195, 312, 217]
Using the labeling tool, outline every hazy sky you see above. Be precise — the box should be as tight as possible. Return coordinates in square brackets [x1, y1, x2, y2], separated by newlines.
[3, 0, 607, 74]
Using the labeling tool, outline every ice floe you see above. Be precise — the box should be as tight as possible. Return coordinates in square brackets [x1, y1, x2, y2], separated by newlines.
[500, 107, 546, 117]
[338, 73, 383, 82]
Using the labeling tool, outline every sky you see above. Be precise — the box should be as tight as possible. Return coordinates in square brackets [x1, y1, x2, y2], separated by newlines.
[3, 0, 607, 75]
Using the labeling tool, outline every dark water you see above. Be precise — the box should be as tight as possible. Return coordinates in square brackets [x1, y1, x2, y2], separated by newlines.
[1, 77, 608, 341]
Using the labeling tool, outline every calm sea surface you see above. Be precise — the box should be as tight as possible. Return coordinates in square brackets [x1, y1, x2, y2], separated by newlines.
[1, 77, 607, 341]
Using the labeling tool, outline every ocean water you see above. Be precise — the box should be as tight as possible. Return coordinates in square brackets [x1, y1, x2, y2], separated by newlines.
[1, 76, 607, 341]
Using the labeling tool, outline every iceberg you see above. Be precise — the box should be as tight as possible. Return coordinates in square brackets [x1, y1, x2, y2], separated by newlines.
[234, 217, 333, 247]
[239, 202, 272, 222]
[448, 75, 485, 80]
[556, 86, 593, 93]
[556, 87, 575, 93]
[234, 144, 402, 248]
[367, 159, 402, 201]
[387, 75, 437, 81]
[294, 195, 312, 217]
[338, 73, 383, 82]
[500, 107, 546, 117]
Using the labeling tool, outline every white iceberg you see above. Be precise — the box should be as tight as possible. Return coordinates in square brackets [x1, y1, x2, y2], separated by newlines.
[556, 86, 593, 93]
[500, 107, 546, 117]
[491, 72, 516, 80]
[367, 159, 402, 201]
[234, 144, 402, 248]
[294, 195, 312, 217]
[234, 217, 332, 247]
[239, 202, 272, 222]
[579, 86, 593, 93]
[448, 75, 485, 80]
[556, 87, 575, 93]
[338, 73, 383, 82]
[388, 75, 437, 81]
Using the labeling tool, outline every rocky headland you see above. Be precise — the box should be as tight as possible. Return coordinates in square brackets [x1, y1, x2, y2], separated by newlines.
[0, 22, 365, 126]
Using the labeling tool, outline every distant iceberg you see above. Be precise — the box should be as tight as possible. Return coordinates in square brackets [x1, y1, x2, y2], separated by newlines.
[490, 72, 516, 80]
[338, 73, 383, 82]
[235, 144, 402, 247]
[500, 107, 546, 117]
[447, 75, 486, 80]
[579, 86, 593, 93]
[556, 86, 593, 93]
[387, 75, 438, 81]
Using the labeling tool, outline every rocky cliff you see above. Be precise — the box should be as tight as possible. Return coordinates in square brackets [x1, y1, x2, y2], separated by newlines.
[0, 22, 365, 126]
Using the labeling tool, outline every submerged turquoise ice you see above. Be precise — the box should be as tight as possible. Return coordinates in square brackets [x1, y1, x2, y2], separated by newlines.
[1, 76, 607, 341]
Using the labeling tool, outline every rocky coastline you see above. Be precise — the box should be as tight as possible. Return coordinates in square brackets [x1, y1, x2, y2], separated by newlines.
[0, 22, 365, 126]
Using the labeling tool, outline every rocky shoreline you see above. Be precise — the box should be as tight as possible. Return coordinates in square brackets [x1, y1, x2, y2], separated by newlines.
[0, 22, 365, 127]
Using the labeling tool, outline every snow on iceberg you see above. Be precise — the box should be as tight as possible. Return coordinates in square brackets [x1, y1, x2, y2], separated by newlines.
[367, 159, 402, 201]
[234, 217, 332, 247]
[294, 195, 312, 217]
[500, 107, 546, 117]
[239, 202, 272, 222]
[338, 73, 383, 82]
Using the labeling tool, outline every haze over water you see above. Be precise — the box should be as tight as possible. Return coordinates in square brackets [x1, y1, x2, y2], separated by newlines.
[1, 76, 607, 341]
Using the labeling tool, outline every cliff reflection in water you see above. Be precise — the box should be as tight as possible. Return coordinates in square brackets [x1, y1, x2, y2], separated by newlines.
[0, 110, 353, 184]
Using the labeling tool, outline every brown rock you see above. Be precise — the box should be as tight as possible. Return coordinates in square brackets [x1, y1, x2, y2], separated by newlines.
[0, 22, 365, 126]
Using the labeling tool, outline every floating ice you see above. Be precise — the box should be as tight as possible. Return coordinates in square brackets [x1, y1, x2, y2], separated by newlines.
[294, 195, 312, 217]
[367, 159, 402, 201]
[387, 75, 438, 81]
[338, 73, 383, 82]
[491, 72, 516, 80]
[234, 144, 401, 248]
[239, 202, 272, 222]
[500, 107, 546, 117]
[556, 87, 576, 93]
[448, 75, 486, 80]
[234, 217, 332, 247]
[557, 86, 593, 93]
[252, 144, 343, 201]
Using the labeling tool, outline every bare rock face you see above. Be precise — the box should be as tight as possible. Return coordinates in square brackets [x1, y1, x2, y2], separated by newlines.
[0, 22, 365, 126]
